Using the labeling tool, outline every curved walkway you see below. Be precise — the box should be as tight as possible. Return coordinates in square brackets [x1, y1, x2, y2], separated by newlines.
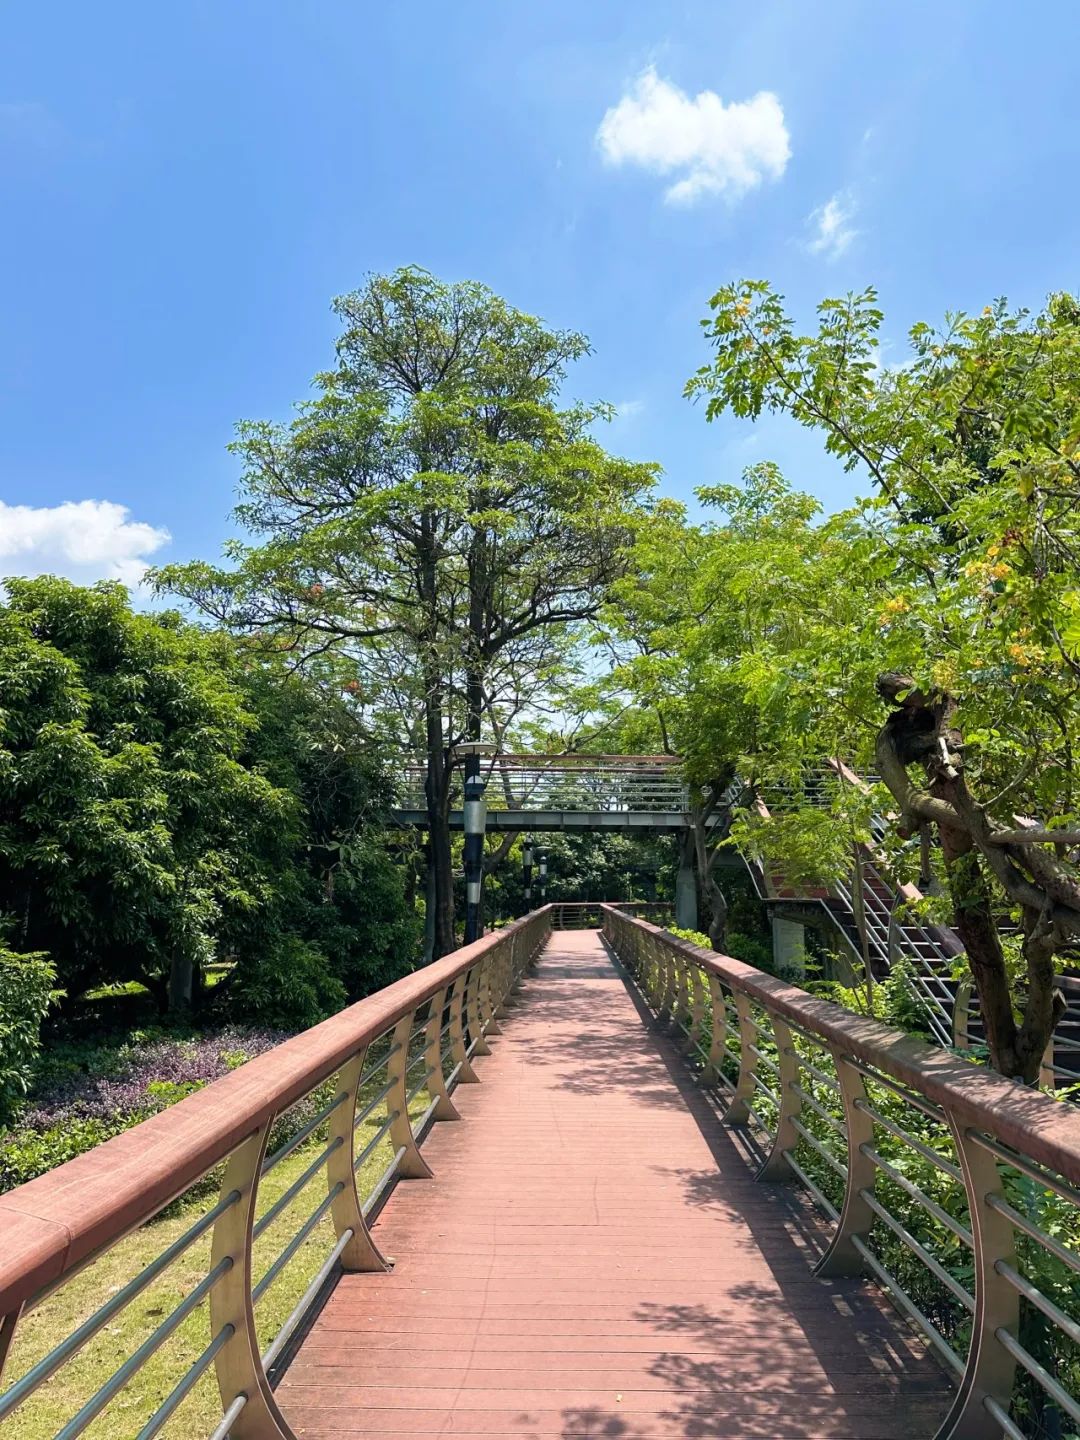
[280, 931, 952, 1438]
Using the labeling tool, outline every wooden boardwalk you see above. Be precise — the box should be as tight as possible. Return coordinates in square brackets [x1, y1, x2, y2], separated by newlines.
[280, 931, 952, 1439]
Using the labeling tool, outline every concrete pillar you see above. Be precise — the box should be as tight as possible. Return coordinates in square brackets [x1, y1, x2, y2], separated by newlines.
[675, 838, 698, 931]
[772, 915, 806, 977]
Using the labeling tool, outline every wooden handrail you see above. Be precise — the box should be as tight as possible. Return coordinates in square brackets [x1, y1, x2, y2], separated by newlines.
[601, 906, 1080, 1439]
[600, 909, 1080, 1182]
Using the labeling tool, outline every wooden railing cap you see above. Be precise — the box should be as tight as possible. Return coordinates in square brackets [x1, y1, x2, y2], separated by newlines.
[0, 910, 551, 1316]
[600, 906, 1080, 1186]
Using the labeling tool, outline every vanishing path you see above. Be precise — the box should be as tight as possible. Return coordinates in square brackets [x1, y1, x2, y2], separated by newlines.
[280, 930, 951, 1438]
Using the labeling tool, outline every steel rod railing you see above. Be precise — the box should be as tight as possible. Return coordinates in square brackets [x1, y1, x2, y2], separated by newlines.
[0, 907, 552, 1439]
[603, 905, 1080, 1440]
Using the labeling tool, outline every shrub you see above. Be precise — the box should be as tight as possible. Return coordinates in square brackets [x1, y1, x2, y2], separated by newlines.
[0, 948, 61, 1127]
[231, 935, 346, 1031]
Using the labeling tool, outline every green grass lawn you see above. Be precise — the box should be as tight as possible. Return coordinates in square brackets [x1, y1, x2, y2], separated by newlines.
[4, 1074, 436, 1439]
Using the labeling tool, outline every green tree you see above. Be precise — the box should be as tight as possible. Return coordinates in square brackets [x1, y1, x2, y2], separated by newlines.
[678, 284, 1080, 1080]
[0, 577, 413, 1021]
[157, 268, 656, 956]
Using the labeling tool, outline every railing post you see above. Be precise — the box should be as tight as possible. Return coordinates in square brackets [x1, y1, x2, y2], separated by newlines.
[210, 1125, 294, 1440]
[673, 951, 692, 1036]
[701, 973, 729, 1086]
[495, 936, 514, 1017]
[657, 939, 677, 1019]
[0, 1308, 20, 1391]
[934, 1125, 1019, 1440]
[423, 986, 460, 1121]
[479, 954, 502, 1036]
[386, 1009, 435, 1180]
[466, 961, 492, 1056]
[481, 955, 503, 1036]
[815, 1049, 876, 1277]
[721, 990, 757, 1125]
[685, 962, 707, 1057]
[448, 972, 480, 1082]
[327, 1049, 392, 1272]
[757, 1016, 801, 1181]
[646, 933, 665, 1010]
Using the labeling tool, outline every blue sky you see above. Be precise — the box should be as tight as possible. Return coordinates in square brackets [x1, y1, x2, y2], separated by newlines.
[1, 1, 1077, 587]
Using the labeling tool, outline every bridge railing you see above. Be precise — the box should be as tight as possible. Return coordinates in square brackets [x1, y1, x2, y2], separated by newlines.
[398, 754, 690, 813]
[550, 900, 675, 930]
[603, 906, 1080, 1440]
[0, 909, 552, 1440]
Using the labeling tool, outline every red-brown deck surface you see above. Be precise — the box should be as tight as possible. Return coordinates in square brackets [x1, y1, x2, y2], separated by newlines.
[280, 931, 953, 1438]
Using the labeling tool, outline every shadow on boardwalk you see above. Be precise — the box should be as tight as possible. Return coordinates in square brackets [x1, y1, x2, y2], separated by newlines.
[280, 930, 953, 1440]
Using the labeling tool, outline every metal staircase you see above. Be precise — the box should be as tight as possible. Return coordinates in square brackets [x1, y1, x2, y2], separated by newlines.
[730, 766, 1080, 1086]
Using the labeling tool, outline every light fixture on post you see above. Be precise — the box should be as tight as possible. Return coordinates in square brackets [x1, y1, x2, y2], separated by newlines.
[538, 850, 548, 904]
[456, 742, 497, 944]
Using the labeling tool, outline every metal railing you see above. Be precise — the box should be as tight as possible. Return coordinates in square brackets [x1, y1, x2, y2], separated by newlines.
[550, 900, 675, 930]
[603, 907, 1080, 1440]
[0, 910, 551, 1439]
[399, 753, 690, 813]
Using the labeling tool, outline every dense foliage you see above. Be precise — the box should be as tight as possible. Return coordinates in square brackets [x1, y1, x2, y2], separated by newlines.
[604, 288, 1080, 1079]
[0, 947, 59, 1126]
[0, 577, 417, 1058]
[0, 1024, 283, 1189]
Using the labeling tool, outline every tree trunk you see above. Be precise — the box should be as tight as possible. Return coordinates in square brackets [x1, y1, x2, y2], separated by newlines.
[424, 711, 456, 959]
[691, 808, 728, 952]
[168, 949, 194, 1013]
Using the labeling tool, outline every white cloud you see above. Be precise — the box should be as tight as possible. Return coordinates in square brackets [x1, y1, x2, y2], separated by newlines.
[613, 398, 645, 420]
[806, 192, 858, 259]
[0, 499, 171, 590]
[596, 67, 790, 205]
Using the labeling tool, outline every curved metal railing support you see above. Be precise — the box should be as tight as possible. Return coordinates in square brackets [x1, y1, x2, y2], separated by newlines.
[722, 991, 757, 1125]
[424, 986, 461, 1122]
[328, 1050, 393, 1273]
[701, 972, 729, 1086]
[210, 1125, 294, 1440]
[814, 1048, 876, 1278]
[935, 1124, 1020, 1440]
[448, 977, 479, 1082]
[757, 1015, 800, 1182]
[387, 1009, 435, 1180]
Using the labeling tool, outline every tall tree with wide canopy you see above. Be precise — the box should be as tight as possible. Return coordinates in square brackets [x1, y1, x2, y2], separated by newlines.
[158, 269, 656, 955]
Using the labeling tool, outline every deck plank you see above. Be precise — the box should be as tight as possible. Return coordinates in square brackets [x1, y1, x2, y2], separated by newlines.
[280, 931, 953, 1439]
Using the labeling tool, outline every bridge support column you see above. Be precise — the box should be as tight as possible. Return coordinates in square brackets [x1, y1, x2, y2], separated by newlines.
[675, 832, 698, 931]
[771, 916, 806, 977]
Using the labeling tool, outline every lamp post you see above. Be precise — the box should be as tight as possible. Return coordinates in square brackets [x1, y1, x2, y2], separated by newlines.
[458, 742, 494, 944]
[522, 836, 534, 912]
[538, 851, 548, 905]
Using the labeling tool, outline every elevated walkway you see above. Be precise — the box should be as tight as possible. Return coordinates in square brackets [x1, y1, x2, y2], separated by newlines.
[282, 931, 949, 1437]
[2, 907, 1078, 1440]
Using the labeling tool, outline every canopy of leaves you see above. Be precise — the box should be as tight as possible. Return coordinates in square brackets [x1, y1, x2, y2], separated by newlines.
[0, 577, 417, 1026]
